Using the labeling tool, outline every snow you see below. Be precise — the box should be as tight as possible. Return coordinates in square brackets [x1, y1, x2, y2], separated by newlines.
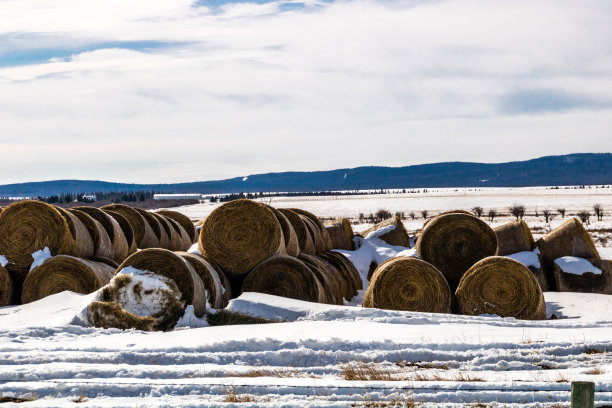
[112, 267, 178, 317]
[187, 242, 200, 254]
[364, 224, 396, 239]
[29, 246, 52, 271]
[0, 254, 8, 267]
[506, 248, 540, 268]
[554, 256, 602, 275]
[175, 305, 209, 328]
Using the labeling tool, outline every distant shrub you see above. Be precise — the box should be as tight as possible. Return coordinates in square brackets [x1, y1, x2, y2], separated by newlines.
[471, 206, 483, 218]
[509, 204, 526, 220]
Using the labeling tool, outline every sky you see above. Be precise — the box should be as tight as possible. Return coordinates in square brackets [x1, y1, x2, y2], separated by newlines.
[0, 0, 611, 184]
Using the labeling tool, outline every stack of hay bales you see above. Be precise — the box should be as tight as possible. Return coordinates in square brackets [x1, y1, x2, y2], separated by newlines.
[0, 200, 198, 305]
[197, 199, 361, 304]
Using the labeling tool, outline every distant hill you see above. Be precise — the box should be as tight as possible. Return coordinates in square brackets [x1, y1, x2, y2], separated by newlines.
[1, 153, 611, 197]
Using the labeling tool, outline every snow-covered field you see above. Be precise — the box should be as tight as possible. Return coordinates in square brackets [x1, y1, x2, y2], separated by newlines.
[1, 190, 611, 407]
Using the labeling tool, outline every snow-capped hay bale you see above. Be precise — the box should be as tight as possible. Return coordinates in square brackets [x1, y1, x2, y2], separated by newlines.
[178, 252, 225, 309]
[68, 209, 114, 260]
[156, 210, 197, 244]
[116, 249, 205, 315]
[0, 265, 12, 307]
[363, 257, 451, 313]
[153, 213, 181, 251]
[553, 257, 612, 294]
[267, 206, 300, 257]
[104, 210, 137, 256]
[21, 255, 114, 304]
[198, 199, 285, 277]
[242, 254, 324, 303]
[536, 217, 600, 290]
[55, 206, 94, 259]
[102, 204, 148, 249]
[325, 218, 354, 250]
[0, 200, 78, 283]
[92, 269, 185, 331]
[74, 206, 129, 262]
[166, 217, 192, 251]
[300, 215, 326, 253]
[360, 216, 410, 247]
[290, 208, 332, 250]
[298, 253, 339, 304]
[416, 213, 497, 291]
[494, 220, 535, 256]
[455, 256, 546, 320]
[278, 208, 315, 255]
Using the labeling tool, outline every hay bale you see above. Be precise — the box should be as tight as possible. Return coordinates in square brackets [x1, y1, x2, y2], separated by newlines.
[324, 250, 363, 294]
[267, 206, 300, 257]
[131, 208, 162, 249]
[68, 209, 114, 260]
[104, 210, 137, 256]
[156, 210, 197, 244]
[90, 257, 119, 268]
[298, 253, 339, 304]
[101, 204, 148, 249]
[207, 257, 233, 306]
[242, 254, 324, 303]
[0, 200, 78, 288]
[177, 252, 225, 309]
[278, 209, 315, 255]
[494, 220, 535, 256]
[325, 218, 354, 250]
[198, 199, 285, 277]
[455, 256, 546, 320]
[0, 265, 12, 307]
[74, 206, 129, 262]
[153, 213, 181, 251]
[55, 206, 95, 259]
[416, 213, 497, 291]
[422, 209, 473, 229]
[536, 217, 600, 291]
[300, 215, 326, 253]
[553, 257, 612, 294]
[360, 216, 410, 247]
[319, 251, 356, 299]
[85, 301, 157, 331]
[290, 208, 332, 250]
[363, 257, 451, 313]
[21, 256, 114, 303]
[165, 217, 192, 251]
[116, 248, 206, 316]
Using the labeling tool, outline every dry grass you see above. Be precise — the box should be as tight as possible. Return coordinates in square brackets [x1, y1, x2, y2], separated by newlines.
[207, 310, 279, 326]
[585, 347, 606, 354]
[234, 368, 312, 378]
[555, 373, 570, 383]
[0, 393, 37, 403]
[395, 361, 451, 370]
[353, 392, 419, 407]
[587, 366, 605, 375]
[222, 386, 269, 403]
[341, 361, 484, 382]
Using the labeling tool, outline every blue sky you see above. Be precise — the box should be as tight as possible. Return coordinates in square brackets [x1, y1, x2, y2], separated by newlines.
[0, 0, 611, 184]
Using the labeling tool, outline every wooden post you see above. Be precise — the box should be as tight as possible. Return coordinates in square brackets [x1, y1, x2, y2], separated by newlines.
[571, 381, 594, 408]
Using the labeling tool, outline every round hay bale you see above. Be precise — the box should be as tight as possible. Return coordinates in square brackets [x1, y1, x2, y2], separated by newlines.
[153, 213, 181, 251]
[90, 256, 120, 268]
[325, 250, 363, 294]
[316, 254, 346, 304]
[104, 210, 137, 256]
[267, 206, 300, 257]
[133, 208, 162, 249]
[156, 210, 197, 244]
[298, 253, 339, 304]
[553, 258, 612, 294]
[319, 251, 360, 299]
[536, 217, 600, 291]
[203, 256, 233, 306]
[21, 255, 114, 304]
[166, 217, 192, 251]
[494, 220, 535, 256]
[363, 257, 451, 313]
[177, 252, 225, 309]
[68, 209, 114, 260]
[422, 209, 473, 229]
[55, 206, 94, 259]
[278, 209, 315, 255]
[0, 200, 78, 283]
[416, 213, 497, 291]
[198, 199, 285, 276]
[300, 215, 326, 253]
[455, 256, 546, 320]
[116, 249, 205, 316]
[0, 265, 12, 307]
[290, 208, 332, 250]
[242, 254, 324, 303]
[360, 216, 410, 247]
[101, 204, 147, 249]
[74, 206, 129, 262]
[85, 301, 156, 331]
[325, 218, 354, 250]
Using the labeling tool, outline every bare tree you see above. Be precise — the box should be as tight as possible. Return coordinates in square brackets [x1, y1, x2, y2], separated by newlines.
[557, 208, 566, 218]
[542, 209, 554, 224]
[375, 208, 392, 223]
[421, 210, 428, 219]
[409, 212, 416, 220]
[577, 211, 591, 225]
[471, 206, 484, 218]
[509, 204, 526, 220]
[488, 209, 497, 222]
[395, 211, 405, 220]
[593, 204, 604, 221]
[358, 213, 365, 222]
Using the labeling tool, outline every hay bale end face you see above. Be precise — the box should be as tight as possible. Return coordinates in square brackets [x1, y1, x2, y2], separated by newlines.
[361, 216, 410, 247]
[536, 217, 600, 291]
[455, 256, 546, 320]
[242, 254, 324, 303]
[494, 220, 535, 256]
[325, 218, 354, 250]
[416, 213, 497, 291]
[553, 257, 612, 294]
[21, 256, 114, 304]
[279, 209, 315, 255]
[363, 257, 451, 313]
[198, 200, 284, 276]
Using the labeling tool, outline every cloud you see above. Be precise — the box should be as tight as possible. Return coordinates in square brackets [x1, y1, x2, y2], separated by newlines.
[0, 0, 611, 184]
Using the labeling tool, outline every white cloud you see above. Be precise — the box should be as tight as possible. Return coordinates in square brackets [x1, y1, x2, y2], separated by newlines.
[0, 0, 611, 184]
